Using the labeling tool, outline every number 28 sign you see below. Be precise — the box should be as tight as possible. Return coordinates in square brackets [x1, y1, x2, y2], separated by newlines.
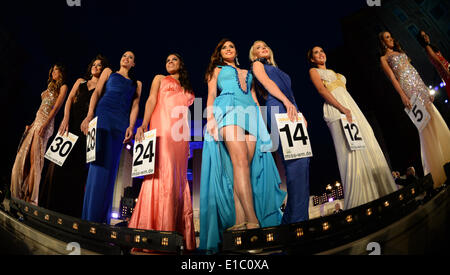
[132, 129, 157, 178]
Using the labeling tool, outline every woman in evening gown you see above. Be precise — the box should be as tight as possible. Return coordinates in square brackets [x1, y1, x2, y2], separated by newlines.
[200, 39, 286, 253]
[39, 55, 108, 218]
[380, 31, 450, 188]
[250, 40, 311, 223]
[11, 64, 68, 205]
[308, 46, 397, 210]
[80, 51, 142, 224]
[128, 53, 196, 251]
[417, 30, 450, 99]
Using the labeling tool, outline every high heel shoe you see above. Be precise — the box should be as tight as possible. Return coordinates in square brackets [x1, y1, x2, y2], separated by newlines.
[226, 222, 247, 231]
[246, 222, 260, 230]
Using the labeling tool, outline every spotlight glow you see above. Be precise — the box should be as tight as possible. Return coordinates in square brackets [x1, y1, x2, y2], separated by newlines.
[111, 212, 119, 219]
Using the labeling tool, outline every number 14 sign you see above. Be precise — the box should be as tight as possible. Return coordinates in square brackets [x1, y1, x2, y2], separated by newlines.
[132, 129, 157, 178]
[275, 113, 313, 161]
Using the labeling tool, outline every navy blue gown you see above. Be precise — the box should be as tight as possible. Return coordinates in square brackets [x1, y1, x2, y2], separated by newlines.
[82, 73, 136, 224]
[253, 58, 310, 224]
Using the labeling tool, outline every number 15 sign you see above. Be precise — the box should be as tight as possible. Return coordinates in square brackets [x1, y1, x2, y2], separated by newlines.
[275, 113, 313, 161]
[132, 129, 157, 178]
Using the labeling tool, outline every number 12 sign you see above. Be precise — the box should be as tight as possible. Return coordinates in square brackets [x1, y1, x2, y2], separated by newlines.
[275, 113, 313, 161]
[340, 114, 366, 151]
[132, 129, 157, 178]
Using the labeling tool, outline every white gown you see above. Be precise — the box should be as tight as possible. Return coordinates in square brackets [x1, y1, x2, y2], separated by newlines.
[316, 68, 398, 210]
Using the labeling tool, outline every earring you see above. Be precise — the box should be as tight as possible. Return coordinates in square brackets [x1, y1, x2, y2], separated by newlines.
[235, 56, 240, 66]
[219, 56, 223, 63]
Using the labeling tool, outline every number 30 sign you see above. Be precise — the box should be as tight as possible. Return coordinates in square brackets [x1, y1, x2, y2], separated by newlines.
[45, 132, 79, 166]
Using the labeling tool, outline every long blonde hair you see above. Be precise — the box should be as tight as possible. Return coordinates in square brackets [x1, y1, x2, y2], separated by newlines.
[249, 40, 277, 67]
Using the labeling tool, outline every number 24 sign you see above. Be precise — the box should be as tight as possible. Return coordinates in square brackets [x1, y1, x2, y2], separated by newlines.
[132, 129, 157, 178]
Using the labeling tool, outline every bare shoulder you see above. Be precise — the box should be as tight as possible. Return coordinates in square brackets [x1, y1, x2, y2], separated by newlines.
[253, 60, 264, 68]
[309, 67, 319, 75]
[59, 84, 69, 93]
[103, 67, 113, 74]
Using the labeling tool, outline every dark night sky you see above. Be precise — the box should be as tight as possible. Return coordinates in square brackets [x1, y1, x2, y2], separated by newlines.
[1, 0, 369, 195]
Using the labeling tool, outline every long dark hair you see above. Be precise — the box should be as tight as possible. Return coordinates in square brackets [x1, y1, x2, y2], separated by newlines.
[306, 45, 324, 68]
[84, 54, 109, 80]
[167, 53, 193, 94]
[73, 54, 109, 103]
[378, 31, 405, 56]
[416, 30, 440, 53]
[47, 63, 66, 96]
[119, 50, 138, 87]
[204, 38, 236, 83]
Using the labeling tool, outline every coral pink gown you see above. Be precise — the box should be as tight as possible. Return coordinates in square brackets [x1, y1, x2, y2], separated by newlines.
[128, 76, 196, 251]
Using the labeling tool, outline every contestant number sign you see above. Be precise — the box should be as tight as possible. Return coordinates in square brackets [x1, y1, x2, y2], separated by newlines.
[275, 113, 313, 160]
[45, 132, 79, 166]
[132, 129, 157, 178]
[404, 94, 430, 132]
[340, 114, 366, 151]
[86, 117, 97, 163]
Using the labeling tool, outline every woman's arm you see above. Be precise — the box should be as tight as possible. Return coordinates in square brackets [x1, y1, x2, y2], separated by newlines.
[123, 80, 142, 144]
[58, 78, 84, 135]
[252, 61, 298, 122]
[380, 56, 412, 109]
[135, 75, 164, 142]
[80, 68, 112, 134]
[309, 68, 353, 123]
[206, 67, 220, 141]
[38, 84, 68, 137]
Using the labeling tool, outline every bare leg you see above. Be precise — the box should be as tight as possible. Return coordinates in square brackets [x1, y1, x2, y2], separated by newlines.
[25, 135, 39, 203]
[222, 125, 259, 228]
[244, 134, 259, 229]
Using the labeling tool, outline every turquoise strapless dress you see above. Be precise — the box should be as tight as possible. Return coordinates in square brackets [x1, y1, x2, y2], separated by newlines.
[199, 66, 286, 253]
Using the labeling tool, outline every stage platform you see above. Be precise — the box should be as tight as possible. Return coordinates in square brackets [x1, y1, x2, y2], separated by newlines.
[1, 174, 449, 255]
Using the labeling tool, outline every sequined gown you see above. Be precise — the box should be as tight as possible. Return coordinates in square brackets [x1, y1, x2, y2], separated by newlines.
[316, 68, 397, 210]
[11, 87, 58, 205]
[128, 76, 196, 251]
[387, 53, 450, 187]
